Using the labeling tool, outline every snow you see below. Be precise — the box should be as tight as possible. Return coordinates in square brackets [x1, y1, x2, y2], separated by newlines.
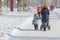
[7, 11, 60, 38]
[53, 8, 60, 13]
[0, 8, 60, 40]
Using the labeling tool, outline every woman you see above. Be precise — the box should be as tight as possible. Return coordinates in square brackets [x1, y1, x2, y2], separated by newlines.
[40, 2, 50, 31]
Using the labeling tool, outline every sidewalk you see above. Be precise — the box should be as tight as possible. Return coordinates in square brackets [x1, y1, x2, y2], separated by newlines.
[7, 11, 60, 38]
[0, 11, 60, 40]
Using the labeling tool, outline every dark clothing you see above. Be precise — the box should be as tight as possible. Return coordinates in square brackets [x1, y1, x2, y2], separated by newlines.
[40, 7, 49, 31]
[41, 7, 49, 23]
[34, 24, 38, 30]
[38, 12, 40, 17]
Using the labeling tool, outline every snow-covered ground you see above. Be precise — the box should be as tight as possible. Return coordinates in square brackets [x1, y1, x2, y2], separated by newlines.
[0, 8, 60, 40]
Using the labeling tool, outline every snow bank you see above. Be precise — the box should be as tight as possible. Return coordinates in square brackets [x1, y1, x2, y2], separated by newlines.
[53, 8, 60, 13]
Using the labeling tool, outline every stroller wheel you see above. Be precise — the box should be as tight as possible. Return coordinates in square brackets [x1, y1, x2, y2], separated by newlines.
[48, 25, 50, 30]
[40, 25, 43, 30]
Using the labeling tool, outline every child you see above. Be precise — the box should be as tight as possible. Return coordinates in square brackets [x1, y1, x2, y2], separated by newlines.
[32, 14, 39, 30]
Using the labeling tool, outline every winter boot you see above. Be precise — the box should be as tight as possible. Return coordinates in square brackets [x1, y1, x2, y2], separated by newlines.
[44, 27, 46, 31]
[35, 27, 38, 30]
[34, 24, 38, 30]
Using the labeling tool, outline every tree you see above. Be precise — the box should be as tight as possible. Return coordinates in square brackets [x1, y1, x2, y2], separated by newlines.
[0, 0, 2, 15]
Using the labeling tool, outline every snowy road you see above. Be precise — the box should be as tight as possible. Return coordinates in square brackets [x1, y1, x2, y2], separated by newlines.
[8, 11, 60, 40]
[8, 11, 60, 38]
[0, 10, 60, 40]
